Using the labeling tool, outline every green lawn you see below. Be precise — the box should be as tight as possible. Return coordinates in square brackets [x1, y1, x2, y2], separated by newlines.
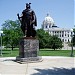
[39, 49, 75, 57]
[0, 48, 75, 57]
[0, 48, 19, 57]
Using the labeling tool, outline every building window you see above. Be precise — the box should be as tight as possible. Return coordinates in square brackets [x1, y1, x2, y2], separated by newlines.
[68, 32, 69, 33]
[49, 25, 51, 28]
[62, 34, 63, 37]
[46, 25, 47, 28]
[71, 32, 72, 36]
[57, 31, 59, 33]
[60, 35, 61, 37]
[68, 34, 69, 37]
[68, 39, 69, 42]
[53, 31, 54, 33]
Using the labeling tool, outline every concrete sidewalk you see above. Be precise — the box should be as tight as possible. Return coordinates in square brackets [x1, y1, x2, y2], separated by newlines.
[0, 56, 75, 75]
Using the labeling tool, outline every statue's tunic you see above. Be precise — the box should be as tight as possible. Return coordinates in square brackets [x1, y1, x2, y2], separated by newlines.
[21, 9, 36, 37]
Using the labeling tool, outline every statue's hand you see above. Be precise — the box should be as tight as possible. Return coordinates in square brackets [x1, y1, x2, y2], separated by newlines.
[17, 13, 19, 16]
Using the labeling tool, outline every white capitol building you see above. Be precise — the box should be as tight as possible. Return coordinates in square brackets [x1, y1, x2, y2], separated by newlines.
[42, 14, 73, 49]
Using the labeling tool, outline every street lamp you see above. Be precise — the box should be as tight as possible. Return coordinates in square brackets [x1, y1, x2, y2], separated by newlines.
[0, 31, 3, 56]
[70, 29, 74, 57]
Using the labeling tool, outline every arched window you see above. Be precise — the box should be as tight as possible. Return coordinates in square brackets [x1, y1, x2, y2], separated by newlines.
[45, 25, 47, 28]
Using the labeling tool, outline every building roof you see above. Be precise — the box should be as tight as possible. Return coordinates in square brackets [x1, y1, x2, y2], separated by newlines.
[43, 14, 55, 26]
[45, 27, 72, 31]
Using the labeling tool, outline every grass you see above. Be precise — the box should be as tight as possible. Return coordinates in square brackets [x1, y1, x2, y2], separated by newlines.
[0, 48, 19, 57]
[0, 48, 75, 57]
[39, 49, 75, 57]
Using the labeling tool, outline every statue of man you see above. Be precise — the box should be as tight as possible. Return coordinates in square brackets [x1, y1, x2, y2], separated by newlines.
[17, 3, 37, 37]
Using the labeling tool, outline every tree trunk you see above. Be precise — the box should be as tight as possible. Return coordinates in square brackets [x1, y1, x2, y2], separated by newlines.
[54, 48, 55, 50]
[11, 45, 14, 50]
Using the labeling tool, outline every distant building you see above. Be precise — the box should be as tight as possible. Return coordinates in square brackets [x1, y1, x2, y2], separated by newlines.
[42, 14, 73, 49]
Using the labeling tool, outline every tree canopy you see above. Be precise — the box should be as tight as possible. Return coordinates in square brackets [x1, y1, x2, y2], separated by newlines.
[36, 29, 50, 48]
[36, 29, 63, 50]
[1, 21, 63, 50]
[50, 35, 63, 50]
[1, 20, 23, 50]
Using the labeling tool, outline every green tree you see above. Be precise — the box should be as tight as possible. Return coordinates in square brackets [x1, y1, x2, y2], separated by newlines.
[73, 28, 75, 46]
[36, 29, 63, 50]
[1, 20, 23, 50]
[50, 35, 63, 50]
[36, 29, 50, 48]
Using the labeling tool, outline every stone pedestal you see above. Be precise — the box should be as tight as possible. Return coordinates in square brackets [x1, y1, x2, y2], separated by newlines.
[16, 37, 41, 62]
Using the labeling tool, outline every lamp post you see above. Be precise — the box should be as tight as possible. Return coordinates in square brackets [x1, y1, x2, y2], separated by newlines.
[70, 29, 74, 57]
[0, 31, 3, 56]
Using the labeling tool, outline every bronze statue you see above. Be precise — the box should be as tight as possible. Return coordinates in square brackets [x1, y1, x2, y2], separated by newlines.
[17, 3, 37, 37]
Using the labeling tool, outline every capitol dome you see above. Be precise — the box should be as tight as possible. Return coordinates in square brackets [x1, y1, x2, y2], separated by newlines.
[44, 14, 54, 24]
[42, 14, 55, 29]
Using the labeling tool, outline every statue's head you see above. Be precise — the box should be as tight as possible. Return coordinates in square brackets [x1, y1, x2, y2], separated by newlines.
[26, 3, 31, 9]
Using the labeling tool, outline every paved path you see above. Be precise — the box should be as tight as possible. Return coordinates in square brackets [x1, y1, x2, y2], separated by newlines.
[0, 56, 75, 75]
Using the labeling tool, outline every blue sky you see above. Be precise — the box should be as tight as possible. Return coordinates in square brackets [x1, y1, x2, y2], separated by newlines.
[0, 0, 74, 29]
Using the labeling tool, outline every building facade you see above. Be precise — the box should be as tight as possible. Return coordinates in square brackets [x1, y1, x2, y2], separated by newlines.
[42, 14, 73, 49]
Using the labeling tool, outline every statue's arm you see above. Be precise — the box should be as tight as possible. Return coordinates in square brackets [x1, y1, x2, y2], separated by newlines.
[32, 11, 37, 26]
[17, 13, 23, 23]
[17, 13, 23, 19]
[31, 11, 36, 23]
